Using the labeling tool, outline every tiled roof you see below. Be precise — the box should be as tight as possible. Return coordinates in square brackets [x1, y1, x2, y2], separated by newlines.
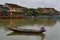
[0, 5, 9, 10]
[0, 5, 3, 7]
[5, 3, 24, 8]
[37, 8, 57, 11]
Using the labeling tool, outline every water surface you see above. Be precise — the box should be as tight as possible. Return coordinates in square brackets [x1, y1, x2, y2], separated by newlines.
[0, 18, 60, 40]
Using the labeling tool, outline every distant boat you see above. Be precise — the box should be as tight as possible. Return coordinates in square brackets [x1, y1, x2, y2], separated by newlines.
[7, 27, 46, 33]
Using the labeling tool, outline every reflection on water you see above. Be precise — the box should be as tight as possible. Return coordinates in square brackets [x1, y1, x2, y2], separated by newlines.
[0, 17, 60, 40]
[0, 18, 59, 28]
[7, 32, 45, 36]
[7, 32, 45, 40]
[0, 17, 58, 30]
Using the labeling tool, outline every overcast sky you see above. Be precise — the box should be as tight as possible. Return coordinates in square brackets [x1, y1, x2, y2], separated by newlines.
[0, 0, 60, 11]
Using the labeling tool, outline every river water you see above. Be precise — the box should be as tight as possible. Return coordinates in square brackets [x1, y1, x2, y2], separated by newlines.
[0, 17, 60, 40]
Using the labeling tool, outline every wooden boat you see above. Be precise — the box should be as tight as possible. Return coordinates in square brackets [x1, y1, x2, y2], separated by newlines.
[7, 27, 46, 33]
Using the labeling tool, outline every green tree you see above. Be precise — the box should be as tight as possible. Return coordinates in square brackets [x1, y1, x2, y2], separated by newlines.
[36, 8, 44, 15]
[2, 9, 7, 16]
[25, 8, 37, 16]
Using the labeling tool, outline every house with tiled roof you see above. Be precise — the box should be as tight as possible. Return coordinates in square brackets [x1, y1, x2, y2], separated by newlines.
[4, 3, 25, 12]
[36, 8, 58, 15]
[3, 3, 26, 17]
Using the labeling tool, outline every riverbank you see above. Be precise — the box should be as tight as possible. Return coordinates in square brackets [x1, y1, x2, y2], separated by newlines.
[0, 15, 60, 19]
[0, 16, 25, 19]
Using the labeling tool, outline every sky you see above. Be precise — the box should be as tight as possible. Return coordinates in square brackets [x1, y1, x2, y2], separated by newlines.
[0, 0, 60, 11]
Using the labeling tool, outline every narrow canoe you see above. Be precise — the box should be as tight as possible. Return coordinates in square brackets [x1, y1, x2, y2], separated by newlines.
[7, 27, 46, 33]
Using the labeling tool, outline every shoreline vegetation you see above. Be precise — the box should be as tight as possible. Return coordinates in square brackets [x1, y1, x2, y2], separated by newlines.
[0, 3, 60, 19]
[0, 15, 60, 19]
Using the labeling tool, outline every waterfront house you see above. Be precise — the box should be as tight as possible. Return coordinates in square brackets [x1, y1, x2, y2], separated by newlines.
[36, 8, 58, 15]
[45, 8, 58, 15]
[4, 3, 25, 12]
[3, 3, 26, 17]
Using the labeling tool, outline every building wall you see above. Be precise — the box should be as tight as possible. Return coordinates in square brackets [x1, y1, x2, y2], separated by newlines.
[7, 6, 24, 12]
[7, 12, 25, 18]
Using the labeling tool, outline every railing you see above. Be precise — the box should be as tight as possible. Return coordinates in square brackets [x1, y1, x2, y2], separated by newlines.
[7, 10, 23, 12]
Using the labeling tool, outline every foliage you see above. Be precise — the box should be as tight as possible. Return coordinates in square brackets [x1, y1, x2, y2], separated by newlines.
[2, 9, 7, 16]
[24, 8, 37, 16]
[36, 9, 42, 15]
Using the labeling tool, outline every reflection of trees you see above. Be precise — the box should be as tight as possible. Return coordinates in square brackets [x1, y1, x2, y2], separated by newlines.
[25, 18, 56, 26]
[0, 19, 10, 27]
[38, 18, 56, 26]
[0, 19, 10, 30]
[0, 18, 57, 28]
[54, 18, 60, 22]
[9, 19, 19, 28]
[9, 19, 26, 28]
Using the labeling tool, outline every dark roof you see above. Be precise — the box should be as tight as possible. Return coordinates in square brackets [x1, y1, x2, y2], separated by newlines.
[5, 3, 24, 8]
[44, 8, 55, 10]
[37, 8, 54, 9]
[5, 3, 18, 6]
[0, 5, 3, 7]
[0, 5, 9, 10]
[36, 8, 58, 12]
[37, 8, 56, 11]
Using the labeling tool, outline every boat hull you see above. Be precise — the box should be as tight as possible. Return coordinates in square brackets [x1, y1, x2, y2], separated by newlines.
[7, 27, 46, 33]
